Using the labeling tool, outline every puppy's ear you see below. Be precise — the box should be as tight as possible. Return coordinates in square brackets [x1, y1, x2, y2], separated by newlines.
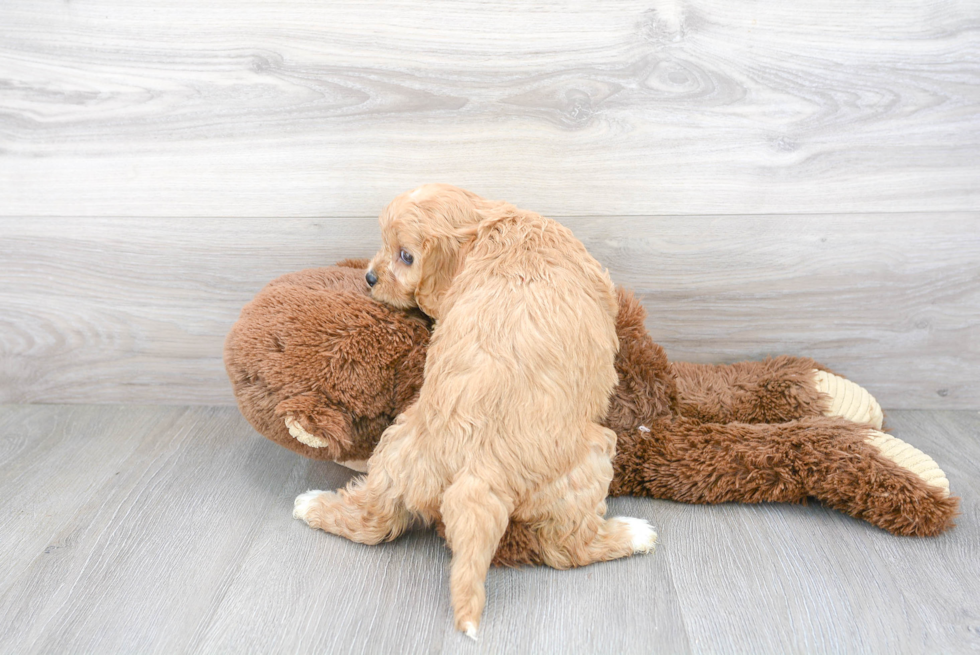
[415, 236, 458, 319]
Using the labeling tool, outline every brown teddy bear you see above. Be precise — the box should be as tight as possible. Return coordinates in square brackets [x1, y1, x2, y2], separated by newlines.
[224, 260, 958, 565]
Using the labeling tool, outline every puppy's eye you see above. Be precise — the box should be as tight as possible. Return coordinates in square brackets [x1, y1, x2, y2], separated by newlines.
[399, 249, 414, 265]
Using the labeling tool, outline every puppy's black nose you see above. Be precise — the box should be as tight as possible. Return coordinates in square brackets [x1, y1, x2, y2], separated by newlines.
[365, 270, 378, 287]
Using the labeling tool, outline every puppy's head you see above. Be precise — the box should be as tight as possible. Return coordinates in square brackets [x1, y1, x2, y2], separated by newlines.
[366, 184, 493, 319]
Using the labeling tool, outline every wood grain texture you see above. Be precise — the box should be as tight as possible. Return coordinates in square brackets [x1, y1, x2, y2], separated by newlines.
[0, 406, 300, 654]
[0, 405, 977, 653]
[2, 214, 977, 408]
[1, 0, 978, 217]
[0, 406, 189, 593]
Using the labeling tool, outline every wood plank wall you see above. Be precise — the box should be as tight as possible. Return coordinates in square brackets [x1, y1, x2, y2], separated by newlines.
[1, 0, 978, 407]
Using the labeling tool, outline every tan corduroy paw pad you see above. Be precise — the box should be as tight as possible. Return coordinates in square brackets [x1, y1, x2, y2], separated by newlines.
[337, 459, 369, 473]
[284, 416, 332, 449]
[866, 430, 950, 497]
[813, 370, 884, 429]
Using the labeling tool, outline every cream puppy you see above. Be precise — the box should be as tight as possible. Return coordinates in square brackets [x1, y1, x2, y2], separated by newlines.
[294, 184, 656, 638]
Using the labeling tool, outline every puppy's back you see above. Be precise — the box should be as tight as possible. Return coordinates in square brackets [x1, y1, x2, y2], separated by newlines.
[417, 209, 619, 486]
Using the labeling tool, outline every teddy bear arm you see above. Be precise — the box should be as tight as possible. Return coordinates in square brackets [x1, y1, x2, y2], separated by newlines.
[392, 341, 428, 412]
[610, 416, 957, 536]
[274, 394, 354, 461]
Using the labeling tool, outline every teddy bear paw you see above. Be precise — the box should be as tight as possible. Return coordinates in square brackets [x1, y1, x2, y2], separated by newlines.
[813, 370, 884, 429]
[284, 416, 334, 449]
[611, 516, 658, 554]
[337, 459, 369, 473]
[866, 431, 950, 497]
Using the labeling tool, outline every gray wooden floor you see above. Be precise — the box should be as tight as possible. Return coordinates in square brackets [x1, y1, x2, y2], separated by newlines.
[1, 405, 977, 654]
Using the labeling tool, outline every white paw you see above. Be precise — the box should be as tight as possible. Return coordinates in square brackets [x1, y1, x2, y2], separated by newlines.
[284, 416, 333, 449]
[293, 489, 331, 522]
[613, 516, 658, 554]
[813, 370, 884, 429]
[462, 622, 478, 641]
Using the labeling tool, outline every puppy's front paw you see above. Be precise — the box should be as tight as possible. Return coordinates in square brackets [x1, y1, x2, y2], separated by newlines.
[612, 516, 658, 554]
[293, 489, 336, 524]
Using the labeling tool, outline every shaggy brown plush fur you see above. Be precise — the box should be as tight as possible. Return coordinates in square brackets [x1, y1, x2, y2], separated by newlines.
[225, 263, 959, 566]
[226, 262, 430, 463]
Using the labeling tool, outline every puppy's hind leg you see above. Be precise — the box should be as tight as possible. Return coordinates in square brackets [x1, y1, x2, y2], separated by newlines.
[440, 474, 512, 640]
[535, 498, 657, 570]
[529, 427, 657, 569]
[535, 497, 657, 570]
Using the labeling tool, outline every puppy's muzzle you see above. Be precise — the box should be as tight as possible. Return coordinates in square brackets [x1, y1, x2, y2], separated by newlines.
[365, 270, 378, 287]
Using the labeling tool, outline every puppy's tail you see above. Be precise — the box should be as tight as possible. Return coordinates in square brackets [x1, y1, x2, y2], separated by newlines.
[440, 474, 511, 637]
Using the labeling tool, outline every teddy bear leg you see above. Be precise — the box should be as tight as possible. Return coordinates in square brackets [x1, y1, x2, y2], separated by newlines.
[612, 416, 811, 503]
[612, 416, 957, 536]
[671, 356, 829, 423]
[671, 357, 884, 429]
[864, 430, 950, 496]
[805, 425, 957, 536]
[812, 369, 884, 429]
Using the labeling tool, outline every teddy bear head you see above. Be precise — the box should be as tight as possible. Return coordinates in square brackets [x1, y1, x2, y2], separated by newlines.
[224, 261, 432, 463]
